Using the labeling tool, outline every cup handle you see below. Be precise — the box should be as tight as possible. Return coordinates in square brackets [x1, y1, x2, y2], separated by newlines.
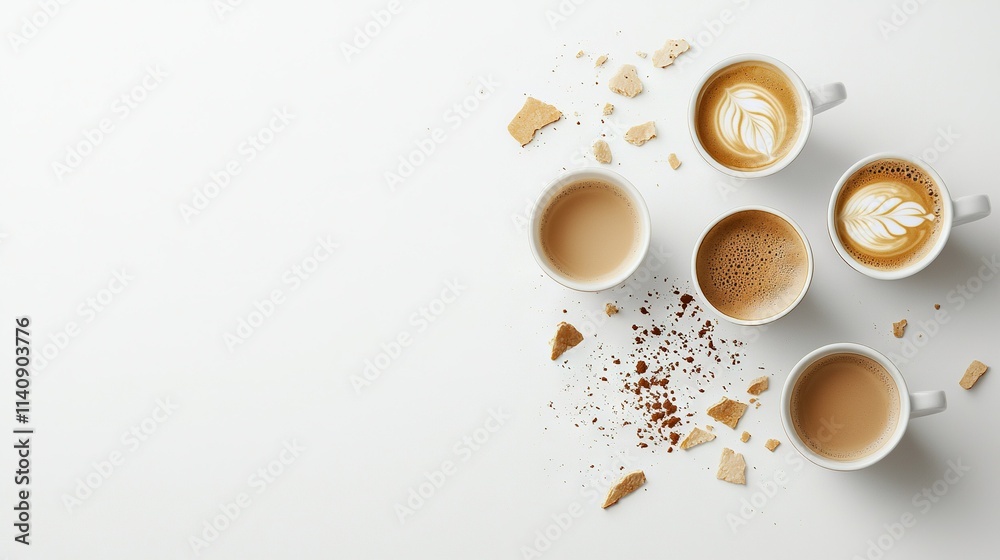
[910, 391, 947, 419]
[808, 83, 847, 114]
[952, 194, 992, 227]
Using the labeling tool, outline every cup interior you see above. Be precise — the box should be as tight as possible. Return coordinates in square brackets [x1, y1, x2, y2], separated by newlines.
[691, 206, 813, 325]
[528, 168, 651, 292]
[688, 54, 814, 178]
[827, 153, 953, 280]
[780, 343, 911, 471]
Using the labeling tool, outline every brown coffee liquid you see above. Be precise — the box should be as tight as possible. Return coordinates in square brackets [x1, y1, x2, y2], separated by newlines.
[791, 353, 900, 461]
[539, 180, 640, 283]
[695, 61, 802, 171]
[695, 210, 809, 322]
[835, 158, 943, 271]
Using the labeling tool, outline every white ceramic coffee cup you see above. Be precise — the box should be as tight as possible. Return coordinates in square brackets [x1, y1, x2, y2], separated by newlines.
[527, 168, 651, 292]
[688, 53, 847, 178]
[691, 205, 814, 325]
[828, 153, 992, 280]
[780, 342, 947, 471]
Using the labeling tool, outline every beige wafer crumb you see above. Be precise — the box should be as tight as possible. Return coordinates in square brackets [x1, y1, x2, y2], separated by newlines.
[592, 140, 612, 164]
[893, 319, 907, 338]
[667, 153, 681, 170]
[576, 50, 584, 58]
[740, 431, 751, 443]
[959, 360, 989, 389]
[652, 39, 689, 68]
[595, 54, 608, 67]
[747, 376, 769, 395]
[716, 448, 746, 484]
[636, 51, 647, 58]
[706, 397, 748, 429]
[601, 470, 645, 508]
[679, 427, 716, 450]
[605, 303, 618, 316]
[603, 103, 614, 116]
[624, 121, 656, 146]
[550, 322, 583, 360]
[508, 97, 562, 146]
[764, 439, 780, 452]
[609, 64, 643, 97]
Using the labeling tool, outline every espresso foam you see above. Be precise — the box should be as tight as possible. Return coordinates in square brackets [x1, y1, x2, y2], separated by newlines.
[791, 353, 900, 461]
[695, 61, 803, 171]
[539, 180, 640, 283]
[835, 159, 942, 271]
[695, 210, 809, 321]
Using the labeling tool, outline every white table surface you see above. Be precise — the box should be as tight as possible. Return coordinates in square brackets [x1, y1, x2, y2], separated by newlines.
[2, 1, 998, 558]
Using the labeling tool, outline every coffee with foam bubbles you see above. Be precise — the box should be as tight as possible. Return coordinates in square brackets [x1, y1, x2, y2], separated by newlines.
[695, 209, 809, 322]
[694, 61, 803, 171]
[835, 158, 943, 271]
[791, 353, 900, 461]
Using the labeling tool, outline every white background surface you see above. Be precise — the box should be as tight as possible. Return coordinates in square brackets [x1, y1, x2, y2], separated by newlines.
[1, 0, 998, 558]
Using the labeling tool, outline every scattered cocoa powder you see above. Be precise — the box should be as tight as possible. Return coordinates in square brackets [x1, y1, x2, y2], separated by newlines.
[549, 280, 751, 453]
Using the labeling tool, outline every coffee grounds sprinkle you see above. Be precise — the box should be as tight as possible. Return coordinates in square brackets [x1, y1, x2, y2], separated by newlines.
[552, 279, 750, 453]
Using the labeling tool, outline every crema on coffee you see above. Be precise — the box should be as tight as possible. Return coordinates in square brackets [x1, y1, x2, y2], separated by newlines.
[834, 158, 943, 271]
[695, 209, 810, 322]
[694, 61, 803, 171]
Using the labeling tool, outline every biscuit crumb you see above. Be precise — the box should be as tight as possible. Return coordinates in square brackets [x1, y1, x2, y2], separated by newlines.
[764, 439, 780, 452]
[602, 103, 614, 116]
[679, 427, 716, 450]
[605, 303, 618, 316]
[716, 448, 746, 485]
[592, 140, 612, 164]
[609, 64, 643, 97]
[636, 50, 647, 58]
[740, 431, 750, 443]
[652, 39, 690, 68]
[624, 121, 656, 146]
[601, 470, 645, 508]
[550, 322, 583, 360]
[576, 50, 584, 58]
[706, 425, 714, 431]
[934, 303, 941, 310]
[959, 360, 989, 390]
[747, 376, 769, 395]
[595, 54, 608, 67]
[508, 97, 562, 146]
[893, 319, 907, 338]
[667, 152, 681, 170]
[706, 397, 748, 429]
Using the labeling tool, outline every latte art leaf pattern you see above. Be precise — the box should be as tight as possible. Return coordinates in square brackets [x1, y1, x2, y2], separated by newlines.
[839, 183, 936, 255]
[715, 86, 787, 160]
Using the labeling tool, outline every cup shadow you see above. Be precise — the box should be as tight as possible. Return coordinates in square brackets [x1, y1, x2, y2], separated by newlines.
[841, 430, 940, 498]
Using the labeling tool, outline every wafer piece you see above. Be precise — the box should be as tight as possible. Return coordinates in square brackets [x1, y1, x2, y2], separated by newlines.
[679, 427, 716, 450]
[609, 64, 643, 97]
[601, 470, 646, 508]
[706, 397, 748, 429]
[717, 448, 746, 484]
[508, 97, 562, 146]
[959, 360, 989, 390]
[747, 376, 769, 395]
